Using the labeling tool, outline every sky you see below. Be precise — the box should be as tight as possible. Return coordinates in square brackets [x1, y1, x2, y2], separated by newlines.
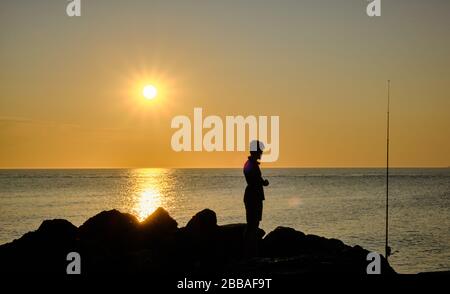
[0, 0, 449, 168]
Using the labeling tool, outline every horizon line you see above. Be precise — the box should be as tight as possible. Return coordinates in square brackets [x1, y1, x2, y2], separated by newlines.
[0, 166, 449, 170]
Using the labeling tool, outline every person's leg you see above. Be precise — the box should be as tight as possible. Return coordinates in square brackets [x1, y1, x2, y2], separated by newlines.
[244, 201, 259, 257]
[253, 201, 262, 255]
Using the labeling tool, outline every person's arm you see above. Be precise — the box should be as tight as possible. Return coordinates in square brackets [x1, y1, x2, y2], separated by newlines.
[246, 162, 269, 186]
[257, 166, 269, 186]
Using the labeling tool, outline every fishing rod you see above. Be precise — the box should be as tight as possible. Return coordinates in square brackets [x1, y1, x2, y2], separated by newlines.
[385, 80, 392, 260]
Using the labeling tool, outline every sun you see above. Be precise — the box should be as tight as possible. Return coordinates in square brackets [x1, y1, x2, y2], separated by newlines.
[143, 85, 157, 100]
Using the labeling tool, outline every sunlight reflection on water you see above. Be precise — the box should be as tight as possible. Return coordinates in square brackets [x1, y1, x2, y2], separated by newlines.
[130, 169, 166, 221]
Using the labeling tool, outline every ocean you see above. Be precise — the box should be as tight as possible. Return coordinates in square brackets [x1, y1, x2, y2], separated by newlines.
[0, 168, 449, 273]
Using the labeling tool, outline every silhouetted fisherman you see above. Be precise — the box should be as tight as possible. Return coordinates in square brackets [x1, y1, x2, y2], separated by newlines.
[243, 140, 269, 257]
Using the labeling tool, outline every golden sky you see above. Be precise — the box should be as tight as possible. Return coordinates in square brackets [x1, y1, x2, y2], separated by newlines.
[1, 0, 449, 168]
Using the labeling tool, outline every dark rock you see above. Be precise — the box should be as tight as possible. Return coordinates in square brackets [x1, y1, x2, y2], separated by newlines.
[77, 209, 141, 272]
[78, 209, 139, 250]
[79, 209, 139, 238]
[263, 226, 349, 257]
[185, 208, 217, 234]
[217, 223, 265, 259]
[177, 211, 264, 274]
[0, 219, 79, 273]
[261, 226, 395, 275]
[0, 208, 398, 275]
[418, 270, 450, 276]
[177, 209, 219, 265]
[226, 255, 352, 275]
[37, 219, 78, 240]
[138, 207, 179, 260]
[78, 208, 178, 273]
[140, 207, 178, 236]
[262, 226, 306, 257]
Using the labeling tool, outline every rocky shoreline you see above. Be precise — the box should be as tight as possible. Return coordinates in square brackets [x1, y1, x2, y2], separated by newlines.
[0, 208, 396, 275]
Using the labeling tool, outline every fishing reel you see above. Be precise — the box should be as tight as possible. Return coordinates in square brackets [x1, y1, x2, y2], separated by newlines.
[385, 245, 399, 258]
[385, 245, 392, 258]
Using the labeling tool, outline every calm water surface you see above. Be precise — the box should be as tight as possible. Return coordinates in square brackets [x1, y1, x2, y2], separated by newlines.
[0, 168, 449, 273]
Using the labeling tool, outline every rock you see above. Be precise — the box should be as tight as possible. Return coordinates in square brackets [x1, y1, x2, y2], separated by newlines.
[79, 209, 139, 238]
[185, 209, 217, 234]
[418, 270, 450, 276]
[141, 207, 178, 236]
[261, 226, 395, 274]
[138, 207, 179, 255]
[0, 219, 78, 273]
[79, 209, 140, 254]
[178, 219, 267, 274]
[262, 226, 306, 257]
[0, 208, 398, 275]
[177, 209, 219, 264]
[217, 223, 265, 259]
[262, 226, 348, 257]
[37, 219, 79, 240]
[79, 208, 178, 273]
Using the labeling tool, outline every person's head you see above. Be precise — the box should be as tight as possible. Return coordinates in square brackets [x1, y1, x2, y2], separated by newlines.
[249, 140, 265, 160]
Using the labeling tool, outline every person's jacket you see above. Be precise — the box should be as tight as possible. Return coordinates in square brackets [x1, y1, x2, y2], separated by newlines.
[243, 157, 265, 202]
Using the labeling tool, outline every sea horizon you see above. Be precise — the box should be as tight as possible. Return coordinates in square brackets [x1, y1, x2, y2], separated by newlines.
[1, 166, 449, 170]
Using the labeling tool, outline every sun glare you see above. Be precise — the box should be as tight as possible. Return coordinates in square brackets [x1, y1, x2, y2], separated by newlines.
[143, 84, 158, 100]
[123, 68, 178, 116]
